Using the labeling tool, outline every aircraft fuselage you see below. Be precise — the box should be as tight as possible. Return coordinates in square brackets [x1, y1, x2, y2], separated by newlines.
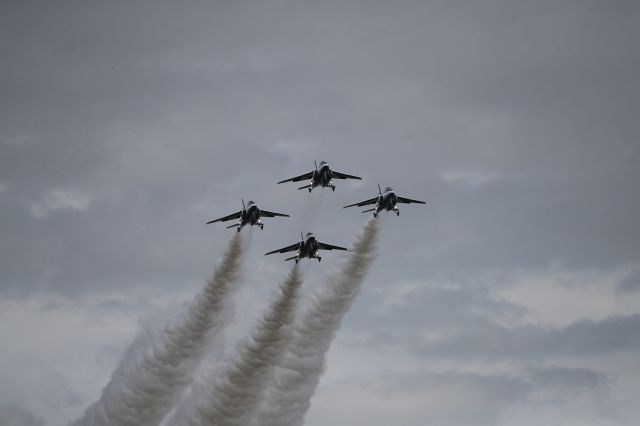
[375, 190, 399, 216]
[309, 162, 334, 191]
[238, 202, 263, 229]
[295, 234, 321, 262]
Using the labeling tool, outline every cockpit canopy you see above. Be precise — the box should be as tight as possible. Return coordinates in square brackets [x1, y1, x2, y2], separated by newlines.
[318, 160, 328, 167]
[384, 187, 393, 192]
[247, 200, 256, 206]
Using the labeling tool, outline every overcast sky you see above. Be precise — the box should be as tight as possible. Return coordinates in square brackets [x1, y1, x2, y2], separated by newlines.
[1, 1, 640, 425]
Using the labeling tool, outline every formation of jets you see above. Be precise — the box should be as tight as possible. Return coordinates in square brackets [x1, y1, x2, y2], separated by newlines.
[206, 160, 426, 263]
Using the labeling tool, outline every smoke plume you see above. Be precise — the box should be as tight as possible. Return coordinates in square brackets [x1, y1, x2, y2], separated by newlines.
[171, 264, 304, 426]
[74, 233, 243, 426]
[256, 218, 379, 426]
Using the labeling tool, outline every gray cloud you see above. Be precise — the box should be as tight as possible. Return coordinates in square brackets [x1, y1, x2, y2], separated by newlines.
[1, 0, 639, 424]
[378, 371, 532, 426]
[418, 314, 640, 361]
[617, 270, 640, 293]
[309, 365, 610, 426]
[2, 0, 640, 298]
[528, 366, 609, 398]
[0, 402, 44, 426]
[350, 283, 640, 361]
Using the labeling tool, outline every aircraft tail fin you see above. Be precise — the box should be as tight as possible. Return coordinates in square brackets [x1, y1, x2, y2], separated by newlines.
[378, 183, 382, 194]
[242, 198, 246, 210]
[314, 160, 318, 171]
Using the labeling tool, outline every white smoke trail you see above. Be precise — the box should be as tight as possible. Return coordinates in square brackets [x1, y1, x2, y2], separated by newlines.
[74, 233, 243, 426]
[256, 218, 379, 426]
[171, 264, 304, 426]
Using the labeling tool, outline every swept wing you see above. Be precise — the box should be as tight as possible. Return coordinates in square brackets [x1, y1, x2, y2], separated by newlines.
[317, 241, 348, 251]
[260, 210, 290, 218]
[396, 196, 426, 204]
[343, 197, 378, 209]
[332, 171, 362, 180]
[206, 210, 242, 224]
[265, 242, 300, 256]
[277, 171, 314, 184]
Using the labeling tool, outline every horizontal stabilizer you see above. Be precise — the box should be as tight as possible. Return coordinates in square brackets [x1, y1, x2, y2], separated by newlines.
[297, 184, 312, 190]
[284, 256, 298, 262]
[226, 223, 241, 229]
[361, 208, 376, 213]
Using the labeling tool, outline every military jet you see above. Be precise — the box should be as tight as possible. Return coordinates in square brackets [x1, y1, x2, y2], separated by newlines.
[277, 160, 362, 192]
[206, 199, 290, 232]
[344, 185, 426, 217]
[265, 232, 348, 263]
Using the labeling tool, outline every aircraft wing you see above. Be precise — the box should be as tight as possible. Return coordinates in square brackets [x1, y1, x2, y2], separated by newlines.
[277, 171, 314, 184]
[265, 242, 300, 256]
[343, 197, 378, 208]
[206, 210, 242, 224]
[332, 171, 362, 180]
[396, 196, 426, 204]
[317, 241, 348, 251]
[260, 210, 290, 218]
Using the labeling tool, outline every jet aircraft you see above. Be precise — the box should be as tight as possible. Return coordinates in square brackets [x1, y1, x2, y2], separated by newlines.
[277, 160, 362, 192]
[344, 185, 426, 217]
[206, 199, 290, 232]
[265, 232, 348, 263]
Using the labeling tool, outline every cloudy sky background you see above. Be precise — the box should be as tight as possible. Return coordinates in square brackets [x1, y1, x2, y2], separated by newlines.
[1, 1, 640, 425]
